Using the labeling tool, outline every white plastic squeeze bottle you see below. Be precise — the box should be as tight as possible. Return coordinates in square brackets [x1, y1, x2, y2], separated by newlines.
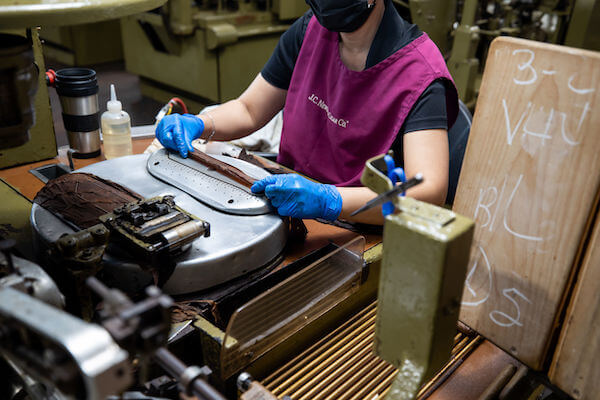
[101, 84, 132, 159]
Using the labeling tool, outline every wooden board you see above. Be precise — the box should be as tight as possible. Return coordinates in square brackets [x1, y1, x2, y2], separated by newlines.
[549, 210, 600, 399]
[453, 37, 600, 368]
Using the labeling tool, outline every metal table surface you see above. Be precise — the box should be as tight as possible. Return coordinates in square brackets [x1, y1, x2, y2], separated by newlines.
[31, 154, 288, 295]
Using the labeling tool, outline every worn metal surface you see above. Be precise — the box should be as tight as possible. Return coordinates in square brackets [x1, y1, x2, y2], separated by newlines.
[271, 0, 308, 20]
[31, 154, 287, 295]
[428, 341, 522, 400]
[0, 287, 132, 400]
[447, 0, 480, 105]
[0, 252, 64, 308]
[0, 0, 167, 28]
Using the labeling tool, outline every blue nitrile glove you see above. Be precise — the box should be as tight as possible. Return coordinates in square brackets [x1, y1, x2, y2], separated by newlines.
[251, 174, 343, 221]
[155, 113, 205, 158]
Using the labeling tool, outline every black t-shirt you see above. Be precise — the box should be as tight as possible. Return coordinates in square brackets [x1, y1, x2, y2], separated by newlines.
[261, 1, 450, 162]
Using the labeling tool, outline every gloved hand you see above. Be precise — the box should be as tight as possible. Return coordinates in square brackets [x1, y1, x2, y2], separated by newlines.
[251, 174, 343, 221]
[155, 113, 205, 158]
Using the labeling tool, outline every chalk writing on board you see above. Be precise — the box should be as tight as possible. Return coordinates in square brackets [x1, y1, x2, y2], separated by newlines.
[503, 99, 591, 147]
[513, 49, 537, 86]
[474, 174, 550, 242]
[489, 288, 532, 327]
[568, 75, 596, 95]
[462, 244, 533, 329]
[463, 46, 596, 330]
[465, 172, 551, 327]
[512, 48, 596, 95]
[463, 245, 492, 307]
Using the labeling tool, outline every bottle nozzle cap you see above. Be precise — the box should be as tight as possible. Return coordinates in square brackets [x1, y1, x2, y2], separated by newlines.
[107, 83, 122, 113]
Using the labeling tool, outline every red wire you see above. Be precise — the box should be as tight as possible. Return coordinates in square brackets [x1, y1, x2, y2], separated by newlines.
[169, 97, 188, 114]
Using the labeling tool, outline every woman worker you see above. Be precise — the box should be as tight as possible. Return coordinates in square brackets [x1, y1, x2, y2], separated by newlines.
[155, 0, 459, 225]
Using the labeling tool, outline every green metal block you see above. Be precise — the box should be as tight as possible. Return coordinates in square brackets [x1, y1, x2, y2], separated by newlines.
[360, 153, 474, 400]
[40, 21, 124, 66]
[0, 29, 57, 169]
[218, 34, 281, 101]
[376, 197, 474, 400]
[194, 316, 227, 376]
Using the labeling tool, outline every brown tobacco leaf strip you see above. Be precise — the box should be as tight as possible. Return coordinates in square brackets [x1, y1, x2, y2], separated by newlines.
[188, 150, 256, 189]
[237, 148, 290, 175]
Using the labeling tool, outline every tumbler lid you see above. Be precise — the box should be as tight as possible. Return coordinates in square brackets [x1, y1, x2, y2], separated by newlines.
[55, 68, 98, 97]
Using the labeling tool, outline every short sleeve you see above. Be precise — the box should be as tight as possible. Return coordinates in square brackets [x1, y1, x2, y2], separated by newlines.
[400, 80, 448, 134]
[390, 80, 449, 166]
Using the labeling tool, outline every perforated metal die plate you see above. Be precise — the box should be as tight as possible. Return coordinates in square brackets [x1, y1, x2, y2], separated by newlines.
[147, 149, 271, 215]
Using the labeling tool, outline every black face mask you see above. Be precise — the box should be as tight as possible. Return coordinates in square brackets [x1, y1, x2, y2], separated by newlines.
[305, 0, 375, 33]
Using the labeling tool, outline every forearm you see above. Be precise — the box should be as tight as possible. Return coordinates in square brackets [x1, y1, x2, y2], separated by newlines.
[197, 99, 261, 142]
[197, 73, 286, 142]
[338, 187, 383, 225]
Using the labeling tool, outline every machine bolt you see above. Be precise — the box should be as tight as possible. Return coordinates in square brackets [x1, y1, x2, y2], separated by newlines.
[237, 372, 253, 391]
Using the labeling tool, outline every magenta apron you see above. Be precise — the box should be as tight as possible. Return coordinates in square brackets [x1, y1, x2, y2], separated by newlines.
[277, 16, 458, 186]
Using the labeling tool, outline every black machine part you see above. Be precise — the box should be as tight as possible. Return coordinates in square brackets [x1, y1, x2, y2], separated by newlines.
[99, 195, 210, 270]
[0, 33, 38, 149]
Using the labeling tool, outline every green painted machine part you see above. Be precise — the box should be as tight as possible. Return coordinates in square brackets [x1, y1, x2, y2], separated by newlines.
[120, 0, 307, 106]
[447, 0, 481, 106]
[40, 21, 124, 66]
[0, 0, 168, 168]
[408, 0, 457, 54]
[272, 0, 310, 20]
[0, 29, 57, 169]
[446, 0, 599, 106]
[360, 154, 474, 400]
[565, 0, 600, 51]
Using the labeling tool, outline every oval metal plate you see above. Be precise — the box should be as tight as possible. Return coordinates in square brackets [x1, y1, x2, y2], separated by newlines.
[147, 149, 271, 215]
